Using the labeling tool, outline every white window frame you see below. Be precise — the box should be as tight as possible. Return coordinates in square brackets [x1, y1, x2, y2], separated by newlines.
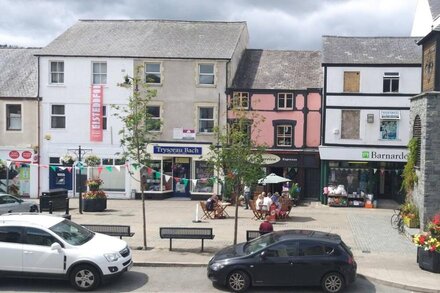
[102, 105, 107, 130]
[276, 125, 292, 147]
[198, 63, 215, 85]
[146, 105, 162, 132]
[5, 103, 22, 131]
[92, 62, 107, 85]
[51, 104, 65, 129]
[277, 93, 294, 110]
[383, 72, 399, 93]
[145, 62, 162, 84]
[232, 92, 249, 109]
[198, 106, 215, 134]
[50, 61, 64, 84]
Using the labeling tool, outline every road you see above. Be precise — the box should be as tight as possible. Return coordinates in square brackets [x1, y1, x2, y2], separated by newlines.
[0, 266, 412, 292]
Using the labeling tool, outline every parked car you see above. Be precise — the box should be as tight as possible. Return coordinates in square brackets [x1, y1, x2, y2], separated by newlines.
[0, 214, 132, 291]
[208, 230, 356, 292]
[0, 193, 39, 215]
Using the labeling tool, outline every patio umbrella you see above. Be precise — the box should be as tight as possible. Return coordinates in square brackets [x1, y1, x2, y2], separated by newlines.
[258, 173, 291, 185]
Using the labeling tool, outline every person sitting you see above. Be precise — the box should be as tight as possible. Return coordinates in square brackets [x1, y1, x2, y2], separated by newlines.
[255, 193, 264, 211]
[259, 215, 274, 235]
[206, 195, 218, 211]
[262, 192, 273, 214]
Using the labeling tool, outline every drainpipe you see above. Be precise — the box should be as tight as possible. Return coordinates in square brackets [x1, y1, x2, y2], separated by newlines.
[37, 56, 41, 198]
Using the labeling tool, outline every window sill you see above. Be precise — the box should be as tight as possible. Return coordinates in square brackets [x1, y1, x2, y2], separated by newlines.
[146, 83, 162, 87]
[197, 132, 214, 135]
[197, 84, 216, 88]
[47, 84, 66, 87]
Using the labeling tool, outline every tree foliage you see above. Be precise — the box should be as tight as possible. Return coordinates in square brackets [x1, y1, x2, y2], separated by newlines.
[401, 137, 419, 195]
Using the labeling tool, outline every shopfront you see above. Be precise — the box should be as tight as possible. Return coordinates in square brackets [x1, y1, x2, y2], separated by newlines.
[144, 143, 217, 200]
[262, 152, 321, 199]
[319, 146, 408, 204]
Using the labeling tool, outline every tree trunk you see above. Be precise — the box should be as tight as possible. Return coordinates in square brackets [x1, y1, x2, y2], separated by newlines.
[140, 171, 147, 250]
[234, 190, 239, 245]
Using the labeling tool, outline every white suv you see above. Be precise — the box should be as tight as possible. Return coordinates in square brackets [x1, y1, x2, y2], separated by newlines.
[0, 214, 132, 291]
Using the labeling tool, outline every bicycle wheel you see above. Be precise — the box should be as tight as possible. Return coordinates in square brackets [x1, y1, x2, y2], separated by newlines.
[391, 214, 399, 229]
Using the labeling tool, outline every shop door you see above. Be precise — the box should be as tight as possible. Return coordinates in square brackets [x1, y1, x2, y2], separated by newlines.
[173, 158, 191, 197]
[49, 167, 72, 190]
[304, 168, 320, 199]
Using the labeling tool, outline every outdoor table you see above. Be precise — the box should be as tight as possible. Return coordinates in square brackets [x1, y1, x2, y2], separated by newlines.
[217, 202, 231, 218]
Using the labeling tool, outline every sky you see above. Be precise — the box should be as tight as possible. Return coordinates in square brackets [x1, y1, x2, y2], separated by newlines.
[0, 0, 418, 50]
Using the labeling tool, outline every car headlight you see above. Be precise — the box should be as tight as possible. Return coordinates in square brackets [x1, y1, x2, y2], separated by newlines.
[104, 253, 120, 262]
[210, 262, 225, 271]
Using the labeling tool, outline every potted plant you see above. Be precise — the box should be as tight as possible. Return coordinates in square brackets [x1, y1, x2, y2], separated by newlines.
[84, 154, 101, 166]
[413, 212, 440, 273]
[60, 154, 77, 166]
[400, 201, 420, 228]
[83, 178, 106, 212]
[289, 183, 301, 207]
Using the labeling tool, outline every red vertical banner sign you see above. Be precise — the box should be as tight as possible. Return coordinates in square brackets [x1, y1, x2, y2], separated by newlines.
[90, 85, 103, 141]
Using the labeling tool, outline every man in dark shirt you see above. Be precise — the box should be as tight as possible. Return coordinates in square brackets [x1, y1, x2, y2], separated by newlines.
[259, 215, 274, 235]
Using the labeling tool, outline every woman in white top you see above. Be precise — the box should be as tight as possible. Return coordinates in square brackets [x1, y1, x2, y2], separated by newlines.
[255, 193, 264, 211]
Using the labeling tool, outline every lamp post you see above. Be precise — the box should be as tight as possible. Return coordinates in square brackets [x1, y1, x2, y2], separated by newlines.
[68, 145, 92, 214]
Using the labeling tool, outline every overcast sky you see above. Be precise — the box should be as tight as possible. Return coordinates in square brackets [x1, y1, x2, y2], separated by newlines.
[0, 0, 418, 50]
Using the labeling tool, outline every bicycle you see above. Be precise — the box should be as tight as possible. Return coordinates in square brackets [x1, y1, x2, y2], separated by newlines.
[391, 208, 404, 233]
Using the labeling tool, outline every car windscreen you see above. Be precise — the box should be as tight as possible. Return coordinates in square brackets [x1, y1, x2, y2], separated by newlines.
[244, 233, 278, 255]
[49, 219, 94, 246]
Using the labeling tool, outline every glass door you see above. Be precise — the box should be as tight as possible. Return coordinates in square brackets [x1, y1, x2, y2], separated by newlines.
[173, 157, 190, 197]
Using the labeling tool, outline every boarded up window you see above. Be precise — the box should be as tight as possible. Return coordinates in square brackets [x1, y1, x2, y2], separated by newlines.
[413, 115, 421, 167]
[341, 110, 360, 139]
[343, 71, 360, 92]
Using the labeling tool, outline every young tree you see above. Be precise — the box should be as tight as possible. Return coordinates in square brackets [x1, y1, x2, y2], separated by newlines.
[113, 66, 159, 249]
[208, 107, 266, 244]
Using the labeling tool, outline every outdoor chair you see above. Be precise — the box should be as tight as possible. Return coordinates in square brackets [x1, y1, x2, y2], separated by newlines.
[200, 201, 214, 220]
[279, 197, 293, 218]
[249, 200, 263, 220]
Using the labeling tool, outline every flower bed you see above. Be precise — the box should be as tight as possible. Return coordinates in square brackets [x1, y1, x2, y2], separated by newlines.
[414, 212, 440, 273]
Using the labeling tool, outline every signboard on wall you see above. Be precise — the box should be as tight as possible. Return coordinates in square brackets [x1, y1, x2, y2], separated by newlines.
[319, 146, 408, 162]
[90, 85, 103, 142]
[173, 128, 196, 140]
[153, 146, 202, 155]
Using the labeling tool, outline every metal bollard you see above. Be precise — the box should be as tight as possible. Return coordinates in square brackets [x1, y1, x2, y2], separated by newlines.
[49, 201, 53, 214]
[65, 198, 70, 215]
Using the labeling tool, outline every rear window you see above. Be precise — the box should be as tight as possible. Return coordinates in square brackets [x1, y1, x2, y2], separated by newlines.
[340, 241, 353, 257]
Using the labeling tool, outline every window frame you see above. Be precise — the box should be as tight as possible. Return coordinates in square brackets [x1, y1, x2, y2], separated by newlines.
[277, 93, 294, 110]
[51, 104, 66, 129]
[146, 105, 161, 132]
[380, 120, 398, 140]
[383, 72, 399, 93]
[92, 61, 107, 85]
[6, 103, 22, 131]
[272, 120, 296, 148]
[102, 105, 107, 130]
[198, 106, 215, 134]
[341, 110, 360, 139]
[144, 62, 162, 84]
[50, 61, 64, 84]
[343, 71, 360, 93]
[232, 92, 250, 110]
[276, 125, 293, 147]
[198, 63, 215, 85]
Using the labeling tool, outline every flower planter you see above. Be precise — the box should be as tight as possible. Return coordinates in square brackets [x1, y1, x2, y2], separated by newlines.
[417, 247, 440, 273]
[404, 216, 420, 228]
[83, 198, 107, 212]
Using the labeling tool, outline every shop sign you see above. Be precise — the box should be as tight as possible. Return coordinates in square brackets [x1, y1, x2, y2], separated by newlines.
[173, 128, 196, 140]
[90, 85, 103, 142]
[261, 154, 281, 165]
[153, 146, 202, 155]
[319, 146, 408, 162]
[22, 151, 32, 159]
[9, 151, 20, 159]
[380, 110, 400, 119]
[362, 150, 408, 160]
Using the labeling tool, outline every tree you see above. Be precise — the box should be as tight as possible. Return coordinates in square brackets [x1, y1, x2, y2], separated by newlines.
[112, 66, 159, 250]
[208, 107, 266, 244]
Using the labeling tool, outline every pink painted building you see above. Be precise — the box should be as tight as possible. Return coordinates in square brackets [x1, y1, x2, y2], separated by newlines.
[228, 50, 323, 199]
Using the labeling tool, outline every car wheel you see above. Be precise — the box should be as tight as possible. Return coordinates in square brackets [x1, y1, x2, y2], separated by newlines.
[70, 264, 101, 291]
[321, 272, 345, 293]
[227, 270, 250, 292]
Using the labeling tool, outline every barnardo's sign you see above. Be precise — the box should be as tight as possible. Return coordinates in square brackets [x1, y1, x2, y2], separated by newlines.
[319, 146, 408, 162]
[153, 146, 202, 155]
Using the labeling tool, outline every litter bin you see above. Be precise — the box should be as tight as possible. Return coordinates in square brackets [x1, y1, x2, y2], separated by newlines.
[40, 188, 68, 212]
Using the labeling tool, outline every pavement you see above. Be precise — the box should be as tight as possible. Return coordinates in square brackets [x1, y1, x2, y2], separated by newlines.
[61, 197, 440, 293]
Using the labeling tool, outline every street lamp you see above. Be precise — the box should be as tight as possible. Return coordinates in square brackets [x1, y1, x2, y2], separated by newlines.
[68, 145, 92, 214]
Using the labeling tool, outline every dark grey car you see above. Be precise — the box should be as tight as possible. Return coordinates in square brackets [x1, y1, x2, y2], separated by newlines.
[0, 194, 39, 215]
[207, 230, 356, 292]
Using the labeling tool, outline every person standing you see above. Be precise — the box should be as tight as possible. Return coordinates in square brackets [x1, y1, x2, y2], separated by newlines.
[259, 215, 274, 235]
[243, 184, 251, 209]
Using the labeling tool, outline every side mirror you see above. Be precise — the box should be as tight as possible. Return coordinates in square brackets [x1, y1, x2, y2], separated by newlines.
[259, 251, 267, 260]
[51, 242, 62, 251]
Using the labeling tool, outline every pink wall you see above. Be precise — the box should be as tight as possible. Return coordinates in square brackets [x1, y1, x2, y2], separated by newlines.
[228, 91, 322, 148]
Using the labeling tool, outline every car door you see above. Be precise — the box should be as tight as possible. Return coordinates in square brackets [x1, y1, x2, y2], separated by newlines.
[0, 195, 25, 213]
[251, 241, 299, 286]
[0, 226, 23, 272]
[22, 227, 65, 274]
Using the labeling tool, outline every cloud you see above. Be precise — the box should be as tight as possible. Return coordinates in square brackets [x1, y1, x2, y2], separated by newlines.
[0, 0, 417, 49]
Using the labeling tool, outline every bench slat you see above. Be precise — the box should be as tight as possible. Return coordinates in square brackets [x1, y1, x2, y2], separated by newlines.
[159, 227, 214, 252]
[81, 224, 134, 238]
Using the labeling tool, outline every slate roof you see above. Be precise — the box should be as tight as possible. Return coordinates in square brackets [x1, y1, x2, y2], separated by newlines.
[37, 20, 247, 59]
[322, 36, 422, 65]
[429, 0, 440, 20]
[231, 50, 322, 90]
[0, 48, 39, 98]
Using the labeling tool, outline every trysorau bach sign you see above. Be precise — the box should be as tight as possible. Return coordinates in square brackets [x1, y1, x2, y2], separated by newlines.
[90, 85, 103, 142]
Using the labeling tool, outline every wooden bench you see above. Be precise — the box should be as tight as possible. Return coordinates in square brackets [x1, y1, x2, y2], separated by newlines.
[81, 224, 134, 239]
[159, 227, 214, 252]
[246, 230, 261, 241]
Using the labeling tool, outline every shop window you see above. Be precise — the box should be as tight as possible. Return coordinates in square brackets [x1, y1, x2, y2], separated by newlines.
[142, 161, 162, 192]
[6, 104, 22, 131]
[341, 110, 359, 139]
[380, 120, 398, 140]
[198, 107, 214, 133]
[276, 125, 292, 147]
[383, 72, 399, 93]
[198, 63, 215, 85]
[89, 158, 125, 192]
[145, 63, 161, 84]
[192, 161, 214, 193]
[146, 106, 161, 131]
[343, 71, 360, 92]
[50, 61, 64, 84]
[92, 62, 107, 85]
[277, 93, 294, 110]
[51, 105, 65, 129]
[231, 92, 249, 109]
[163, 160, 173, 191]
[102, 158, 114, 165]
